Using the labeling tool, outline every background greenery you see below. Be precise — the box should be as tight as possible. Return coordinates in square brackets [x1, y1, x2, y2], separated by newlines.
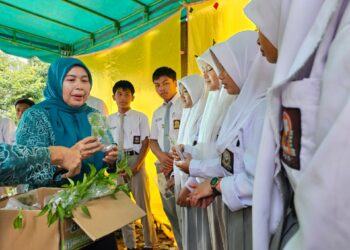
[0, 51, 48, 123]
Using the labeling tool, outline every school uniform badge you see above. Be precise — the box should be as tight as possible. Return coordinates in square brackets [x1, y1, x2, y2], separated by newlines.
[133, 136, 141, 144]
[221, 148, 234, 174]
[280, 107, 301, 170]
[173, 119, 180, 129]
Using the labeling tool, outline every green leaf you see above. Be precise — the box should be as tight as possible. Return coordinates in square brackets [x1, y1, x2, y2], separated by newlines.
[37, 205, 49, 217]
[88, 164, 96, 177]
[67, 178, 75, 187]
[125, 168, 133, 178]
[81, 205, 91, 218]
[13, 209, 24, 230]
[60, 239, 66, 250]
[57, 206, 65, 220]
[108, 172, 117, 180]
[47, 212, 58, 226]
[117, 184, 131, 195]
[83, 173, 87, 184]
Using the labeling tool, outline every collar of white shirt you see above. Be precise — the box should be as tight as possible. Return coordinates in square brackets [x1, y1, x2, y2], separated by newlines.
[117, 109, 132, 116]
[163, 93, 179, 106]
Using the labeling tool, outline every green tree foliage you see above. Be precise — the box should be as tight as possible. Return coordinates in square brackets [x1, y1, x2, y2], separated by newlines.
[0, 52, 48, 122]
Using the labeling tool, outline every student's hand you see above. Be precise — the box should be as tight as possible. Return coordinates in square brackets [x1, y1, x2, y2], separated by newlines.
[72, 136, 104, 160]
[158, 152, 174, 171]
[175, 154, 192, 174]
[171, 144, 185, 161]
[177, 187, 191, 207]
[103, 145, 118, 164]
[194, 195, 216, 208]
[190, 180, 214, 207]
[50, 146, 82, 178]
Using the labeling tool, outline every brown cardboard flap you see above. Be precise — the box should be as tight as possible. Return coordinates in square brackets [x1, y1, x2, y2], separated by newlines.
[72, 192, 145, 241]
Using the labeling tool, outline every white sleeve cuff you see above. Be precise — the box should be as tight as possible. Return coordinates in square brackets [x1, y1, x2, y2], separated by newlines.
[189, 158, 226, 179]
[221, 176, 246, 212]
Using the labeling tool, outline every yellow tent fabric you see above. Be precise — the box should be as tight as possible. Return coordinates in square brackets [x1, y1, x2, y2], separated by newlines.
[187, 0, 255, 74]
[77, 11, 182, 227]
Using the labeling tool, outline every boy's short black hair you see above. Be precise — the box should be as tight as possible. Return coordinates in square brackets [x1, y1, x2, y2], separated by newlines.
[152, 67, 176, 82]
[113, 80, 135, 95]
[15, 98, 35, 107]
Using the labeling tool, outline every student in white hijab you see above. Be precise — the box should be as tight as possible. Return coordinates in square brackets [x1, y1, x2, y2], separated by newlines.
[282, 1, 350, 249]
[176, 31, 263, 250]
[173, 74, 207, 250]
[176, 48, 220, 250]
[245, 0, 346, 249]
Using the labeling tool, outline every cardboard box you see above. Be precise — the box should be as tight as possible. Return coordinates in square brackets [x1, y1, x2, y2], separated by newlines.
[0, 187, 145, 250]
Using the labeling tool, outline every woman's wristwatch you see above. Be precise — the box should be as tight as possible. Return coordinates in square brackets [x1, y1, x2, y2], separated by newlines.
[210, 177, 221, 196]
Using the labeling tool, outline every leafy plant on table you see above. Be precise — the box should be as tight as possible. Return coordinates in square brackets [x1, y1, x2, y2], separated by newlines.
[13, 155, 132, 229]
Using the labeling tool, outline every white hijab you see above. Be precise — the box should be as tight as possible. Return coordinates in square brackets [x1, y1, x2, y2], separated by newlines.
[210, 31, 274, 153]
[194, 47, 225, 159]
[177, 74, 207, 145]
[244, 0, 291, 49]
[194, 42, 236, 159]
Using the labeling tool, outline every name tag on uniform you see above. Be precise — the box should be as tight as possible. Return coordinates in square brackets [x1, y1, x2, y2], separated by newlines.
[280, 107, 301, 170]
[173, 119, 180, 130]
[221, 148, 234, 174]
[133, 136, 141, 144]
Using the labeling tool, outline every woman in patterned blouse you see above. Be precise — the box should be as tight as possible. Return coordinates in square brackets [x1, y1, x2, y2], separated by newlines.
[16, 58, 117, 187]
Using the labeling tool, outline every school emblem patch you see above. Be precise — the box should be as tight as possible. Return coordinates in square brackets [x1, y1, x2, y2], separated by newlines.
[221, 148, 234, 174]
[280, 107, 301, 170]
[133, 136, 141, 144]
[173, 119, 180, 129]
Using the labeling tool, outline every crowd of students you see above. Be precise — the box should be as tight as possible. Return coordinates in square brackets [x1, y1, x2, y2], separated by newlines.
[146, 0, 350, 249]
[1, 0, 350, 249]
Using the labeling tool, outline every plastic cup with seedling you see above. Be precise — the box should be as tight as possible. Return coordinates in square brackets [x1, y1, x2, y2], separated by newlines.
[88, 112, 113, 152]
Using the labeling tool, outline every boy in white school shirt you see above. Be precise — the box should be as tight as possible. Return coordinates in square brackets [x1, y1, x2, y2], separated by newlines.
[108, 80, 157, 250]
[149, 67, 183, 249]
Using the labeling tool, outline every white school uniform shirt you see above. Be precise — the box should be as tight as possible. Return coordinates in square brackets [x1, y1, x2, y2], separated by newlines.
[0, 117, 16, 144]
[221, 102, 266, 211]
[150, 94, 183, 152]
[108, 109, 150, 153]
